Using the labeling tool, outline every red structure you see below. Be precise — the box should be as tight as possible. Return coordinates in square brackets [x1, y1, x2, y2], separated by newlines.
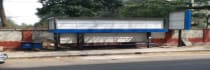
[22, 30, 33, 42]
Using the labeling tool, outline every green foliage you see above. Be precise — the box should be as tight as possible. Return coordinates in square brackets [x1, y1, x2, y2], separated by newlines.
[37, 0, 123, 19]
[120, 0, 179, 18]
[1, 18, 32, 29]
[36, 0, 123, 27]
[34, 19, 48, 28]
[192, 12, 207, 18]
[37, 0, 208, 27]
[195, 0, 209, 2]
[194, 0, 209, 4]
[6, 19, 18, 28]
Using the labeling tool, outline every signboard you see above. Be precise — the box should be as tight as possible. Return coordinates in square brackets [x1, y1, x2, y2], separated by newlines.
[49, 18, 168, 33]
[169, 10, 192, 29]
[55, 19, 164, 29]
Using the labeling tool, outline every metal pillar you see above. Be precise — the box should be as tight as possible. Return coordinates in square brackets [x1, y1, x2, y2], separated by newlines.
[177, 0, 193, 47]
[76, 33, 84, 49]
[54, 33, 59, 50]
[178, 30, 183, 47]
[146, 32, 152, 48]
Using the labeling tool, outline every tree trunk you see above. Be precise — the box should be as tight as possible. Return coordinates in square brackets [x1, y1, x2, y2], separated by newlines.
[0, 0, 7, 27]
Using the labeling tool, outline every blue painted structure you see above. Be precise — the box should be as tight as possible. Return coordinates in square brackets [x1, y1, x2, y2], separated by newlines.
[33, 43, 42, 49]
[21, 42, 42, 49]
[49, 29, 168, 33]
[21, 42, 32, 49]
[185, 9, 192, 30]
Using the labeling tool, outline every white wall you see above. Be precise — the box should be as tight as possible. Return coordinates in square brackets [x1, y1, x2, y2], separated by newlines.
[32, 31, 54, 42]
[60, 34, 77, 44]
[171, 30, 203, 38]
[59, 33, 147, 44]
[0, 31, 22, 41]
[151, 32, 165, 39]
[85, 33, 147, 43]
[182, 30, 203, 38]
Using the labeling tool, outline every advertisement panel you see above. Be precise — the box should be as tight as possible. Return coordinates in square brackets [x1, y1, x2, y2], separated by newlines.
[169, 10, 192, 30]
[49, 18, 168, 33]
[56, 19, 164, 29]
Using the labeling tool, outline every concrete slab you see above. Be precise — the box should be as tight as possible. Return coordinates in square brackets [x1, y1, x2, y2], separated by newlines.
[5, 46, 210, 59]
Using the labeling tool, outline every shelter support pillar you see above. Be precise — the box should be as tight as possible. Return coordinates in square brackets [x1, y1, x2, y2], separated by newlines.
[147, 32, 152, 48]
[76, 33, 84, 49]
[54, 33, 60, 50]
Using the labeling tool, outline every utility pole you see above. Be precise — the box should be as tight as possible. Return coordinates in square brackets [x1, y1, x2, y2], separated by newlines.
[0, 0, 6, 27]
[178, 0, 193, 47]
[178, 30, 182, 47]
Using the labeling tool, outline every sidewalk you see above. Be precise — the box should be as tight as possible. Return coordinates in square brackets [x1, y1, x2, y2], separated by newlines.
[5, 46, 210, 59]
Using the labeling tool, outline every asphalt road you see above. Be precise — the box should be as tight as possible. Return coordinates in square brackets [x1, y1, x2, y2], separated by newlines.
[1, 52, 210, 70]
[2, 59, 210, 70]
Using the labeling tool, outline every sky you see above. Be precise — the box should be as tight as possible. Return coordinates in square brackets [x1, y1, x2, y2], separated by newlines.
[4, 0, 42, 25]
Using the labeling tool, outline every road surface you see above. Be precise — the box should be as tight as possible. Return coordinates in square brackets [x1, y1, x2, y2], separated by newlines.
[1, 52, 210, 70]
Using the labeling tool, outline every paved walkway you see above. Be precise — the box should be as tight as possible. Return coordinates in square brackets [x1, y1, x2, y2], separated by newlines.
[5, 46, 210, 59]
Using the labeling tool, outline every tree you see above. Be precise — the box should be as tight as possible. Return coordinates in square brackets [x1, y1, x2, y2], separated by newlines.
[120, 0, 180, 18]
[6, 19, 18, 28]
[36, 0, 123, 27]
[34, 19, 48, 28]
[0, 0, 7, 27]
[194, 0, 209, 4]
[37, 0, 123, 18]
